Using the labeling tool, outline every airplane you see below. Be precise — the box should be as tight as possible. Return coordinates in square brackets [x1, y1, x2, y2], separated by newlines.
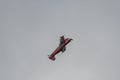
[48, 35, 73, 61]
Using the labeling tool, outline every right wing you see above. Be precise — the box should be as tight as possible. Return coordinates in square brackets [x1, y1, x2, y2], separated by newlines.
[61, 47, 66, 52]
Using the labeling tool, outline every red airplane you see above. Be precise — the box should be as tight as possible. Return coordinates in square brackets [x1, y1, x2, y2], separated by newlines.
[48, 36, 73, 61]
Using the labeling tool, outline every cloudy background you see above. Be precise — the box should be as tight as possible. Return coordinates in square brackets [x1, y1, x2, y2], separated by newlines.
[0, 0, 120, 80]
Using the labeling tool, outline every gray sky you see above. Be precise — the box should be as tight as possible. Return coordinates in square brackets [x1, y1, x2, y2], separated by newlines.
[0, 0, 120, 80]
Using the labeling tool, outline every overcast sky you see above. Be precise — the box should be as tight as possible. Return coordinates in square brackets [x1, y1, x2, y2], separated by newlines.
[0, 0, 120, 80]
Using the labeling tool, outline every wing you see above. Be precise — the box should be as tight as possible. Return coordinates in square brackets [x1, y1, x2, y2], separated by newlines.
[61, 47, 66, 52]
[59, 36, 65, 46]
[59, 35, 66, 52]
